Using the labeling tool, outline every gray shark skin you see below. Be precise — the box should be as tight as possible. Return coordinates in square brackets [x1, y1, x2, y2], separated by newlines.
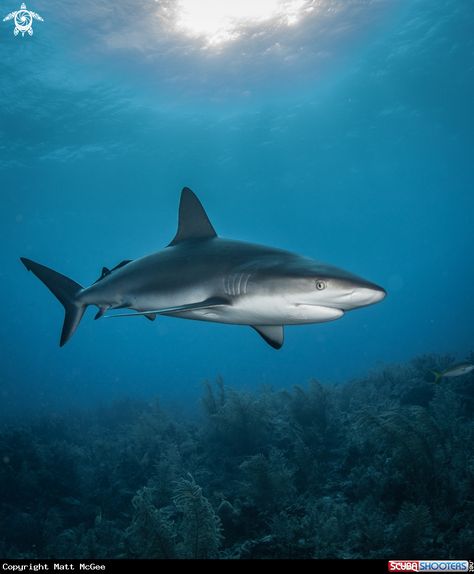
[20, 187, 386, 349]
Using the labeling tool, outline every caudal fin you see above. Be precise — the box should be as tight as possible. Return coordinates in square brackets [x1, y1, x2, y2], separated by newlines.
[20, 257, 87, 347]
[431, 370, 443, 384]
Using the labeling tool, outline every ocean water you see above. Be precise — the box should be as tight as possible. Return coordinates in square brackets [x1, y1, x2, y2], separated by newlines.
[1, 0, 473, 560]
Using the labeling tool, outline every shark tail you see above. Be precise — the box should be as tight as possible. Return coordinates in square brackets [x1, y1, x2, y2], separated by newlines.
[20, 257, 87, 347]
[431, 370, 443, 384]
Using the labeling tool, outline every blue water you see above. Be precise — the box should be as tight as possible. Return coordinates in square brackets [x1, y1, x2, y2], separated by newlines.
[1, 0, 473, 419]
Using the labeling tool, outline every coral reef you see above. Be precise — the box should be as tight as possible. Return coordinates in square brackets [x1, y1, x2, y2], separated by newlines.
[0, 353, 473, 559]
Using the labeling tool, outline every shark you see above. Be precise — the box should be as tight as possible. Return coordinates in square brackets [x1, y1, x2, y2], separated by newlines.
[20, 187, 386, 349]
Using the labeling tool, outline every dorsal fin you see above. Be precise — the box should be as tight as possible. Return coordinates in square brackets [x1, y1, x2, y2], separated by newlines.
[93, 267, 111, 284]
[168, 187, 217, 246]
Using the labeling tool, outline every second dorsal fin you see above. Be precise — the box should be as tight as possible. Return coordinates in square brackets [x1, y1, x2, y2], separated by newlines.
[168, 187, 217, 246]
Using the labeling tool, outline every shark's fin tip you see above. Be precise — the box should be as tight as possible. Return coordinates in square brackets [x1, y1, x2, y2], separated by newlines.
[252, 325, 284, 349]
[20, 257, 32, 270]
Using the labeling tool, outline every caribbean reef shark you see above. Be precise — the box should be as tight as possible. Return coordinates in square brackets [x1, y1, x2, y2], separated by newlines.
[20, 187, 386, 349]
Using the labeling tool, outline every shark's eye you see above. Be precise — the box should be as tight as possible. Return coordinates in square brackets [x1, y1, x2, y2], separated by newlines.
[316, 280, 326, 290]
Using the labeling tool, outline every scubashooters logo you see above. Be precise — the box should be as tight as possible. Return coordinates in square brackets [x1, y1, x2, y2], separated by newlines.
[388, 561, 473, 572]
[3, 3, 43, 36]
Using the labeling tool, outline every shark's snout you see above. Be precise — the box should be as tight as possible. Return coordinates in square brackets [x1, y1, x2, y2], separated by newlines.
[350, 283, 386, 308]
[320, 273, 386, 311]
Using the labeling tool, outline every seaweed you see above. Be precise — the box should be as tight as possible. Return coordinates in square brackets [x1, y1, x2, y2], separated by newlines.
[126, 487, 176, 559]
[173, 475, 222, 558]
[0, 353, 472, 558]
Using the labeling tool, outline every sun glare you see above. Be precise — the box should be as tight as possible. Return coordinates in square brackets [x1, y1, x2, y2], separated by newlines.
[174, 0, 312, 45]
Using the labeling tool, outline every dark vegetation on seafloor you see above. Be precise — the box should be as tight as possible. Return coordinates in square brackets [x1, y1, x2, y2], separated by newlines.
[1, 353, 473, 559]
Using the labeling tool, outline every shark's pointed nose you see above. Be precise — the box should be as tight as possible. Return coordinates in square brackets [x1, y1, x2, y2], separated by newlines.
[371, 285, 387, 304]
[355, 284, 386, 307]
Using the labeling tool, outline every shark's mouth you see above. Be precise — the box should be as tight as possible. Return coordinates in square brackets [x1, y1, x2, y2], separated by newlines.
[294, 304, 344, 322]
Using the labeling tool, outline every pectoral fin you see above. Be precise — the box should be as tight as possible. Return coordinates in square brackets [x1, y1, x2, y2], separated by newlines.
[252, 325, 284, 349]
[105, 297, 229, 318]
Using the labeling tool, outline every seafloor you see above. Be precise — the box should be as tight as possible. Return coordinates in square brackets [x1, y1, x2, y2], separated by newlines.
[1, 353, 472, 559]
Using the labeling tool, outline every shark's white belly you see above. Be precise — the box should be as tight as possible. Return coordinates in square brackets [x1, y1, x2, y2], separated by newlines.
[169, 295, 344, 326]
